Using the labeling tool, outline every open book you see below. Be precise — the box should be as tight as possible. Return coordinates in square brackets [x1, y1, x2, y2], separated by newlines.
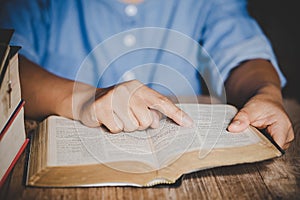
[26, 104, 283, 187]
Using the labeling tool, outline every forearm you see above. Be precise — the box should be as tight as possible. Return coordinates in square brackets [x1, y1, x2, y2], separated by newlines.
[19, 56, 193, 131]
[225, 59, 283, 108]
[19, 56, 92, 120]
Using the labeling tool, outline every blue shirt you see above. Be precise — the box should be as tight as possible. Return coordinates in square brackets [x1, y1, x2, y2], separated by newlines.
[0, 0, 285, 97]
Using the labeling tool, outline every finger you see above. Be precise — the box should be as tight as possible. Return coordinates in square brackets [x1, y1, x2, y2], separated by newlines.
[228, 109, 251, 132]
[267, 121, 294, 150]
[114, 108, 139, 132]
[90, 93, 125, 133]
[129, 97, 153, 130]
[112, 84, 140, 132]
[286, 126, 295, 144]
[131, 103, 153, 130]
[98, 109, 124, 133]
[271, 132, 286, 149]
[123, 80, 193, 127]
[282, 131, 294, 150]
[150, 109, 162, 129]
[79, 103, 101, 127]
[80, 112, 100, 127]
[147, 95, 193, 127]
[133, 106, 153, 130]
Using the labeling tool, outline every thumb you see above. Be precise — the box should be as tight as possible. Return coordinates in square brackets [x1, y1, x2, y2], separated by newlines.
[228, 109, 251, 132]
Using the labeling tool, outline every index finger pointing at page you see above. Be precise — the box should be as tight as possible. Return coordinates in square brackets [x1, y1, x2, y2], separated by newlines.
[147, 95, 194, 127]
[127, 80, 193, 127]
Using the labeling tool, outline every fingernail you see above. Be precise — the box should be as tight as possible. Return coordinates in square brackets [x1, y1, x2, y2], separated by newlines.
[183, 116, 194, 127]
[232, 120, 240, 126]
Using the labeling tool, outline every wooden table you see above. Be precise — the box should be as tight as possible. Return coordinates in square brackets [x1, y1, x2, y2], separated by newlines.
[1, 98, 300, 199]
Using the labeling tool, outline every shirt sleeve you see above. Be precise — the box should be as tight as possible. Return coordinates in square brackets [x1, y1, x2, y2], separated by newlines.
[0, 0, 50, 66]
[201, 0, 286, 96]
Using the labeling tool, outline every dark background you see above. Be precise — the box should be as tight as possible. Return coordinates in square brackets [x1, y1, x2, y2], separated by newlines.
[248, 0, 300, 102]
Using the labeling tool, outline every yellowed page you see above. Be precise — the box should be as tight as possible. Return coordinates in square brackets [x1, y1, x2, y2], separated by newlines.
[47, 104, 268, 173]
[47, 116, 157, 172]
[151, 104, 261, 167]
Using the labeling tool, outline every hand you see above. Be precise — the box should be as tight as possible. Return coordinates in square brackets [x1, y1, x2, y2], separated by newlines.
[78, 80, 193, 133]
[227, 90, 294, 150]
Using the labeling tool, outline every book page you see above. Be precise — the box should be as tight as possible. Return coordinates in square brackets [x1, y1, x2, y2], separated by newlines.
[47, 104, 262, 171]
[47, 116, 157, 170]
[150, 104, 261, 167]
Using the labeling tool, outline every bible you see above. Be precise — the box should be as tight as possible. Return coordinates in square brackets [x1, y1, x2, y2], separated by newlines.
[0, 29, 28, 187]
[26, 104, 283, 187]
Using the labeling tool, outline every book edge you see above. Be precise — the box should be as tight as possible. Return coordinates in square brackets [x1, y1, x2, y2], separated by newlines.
[0, 45, 20, 88]
[0, 44, 10, 75]
[0, 138, 29, 188]
[260, 128, 285, 155]
[0, 100, 25, 140]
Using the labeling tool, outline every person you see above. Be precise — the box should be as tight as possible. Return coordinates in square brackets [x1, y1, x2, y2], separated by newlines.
[0, 0, 294, 149]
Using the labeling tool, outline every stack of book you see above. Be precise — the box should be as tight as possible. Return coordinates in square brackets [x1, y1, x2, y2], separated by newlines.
[0, 29, 28, 187]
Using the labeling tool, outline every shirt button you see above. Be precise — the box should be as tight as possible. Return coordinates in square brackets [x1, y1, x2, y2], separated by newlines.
[123, 34, 136, 47]
[125, 5, 138, 16]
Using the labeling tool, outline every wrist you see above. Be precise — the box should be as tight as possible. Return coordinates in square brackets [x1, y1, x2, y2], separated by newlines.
[256, 83, 283, 101]
[54, 81, 96, 121]
[225, 59, 283, 107]
[53, 81, 74, 119]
